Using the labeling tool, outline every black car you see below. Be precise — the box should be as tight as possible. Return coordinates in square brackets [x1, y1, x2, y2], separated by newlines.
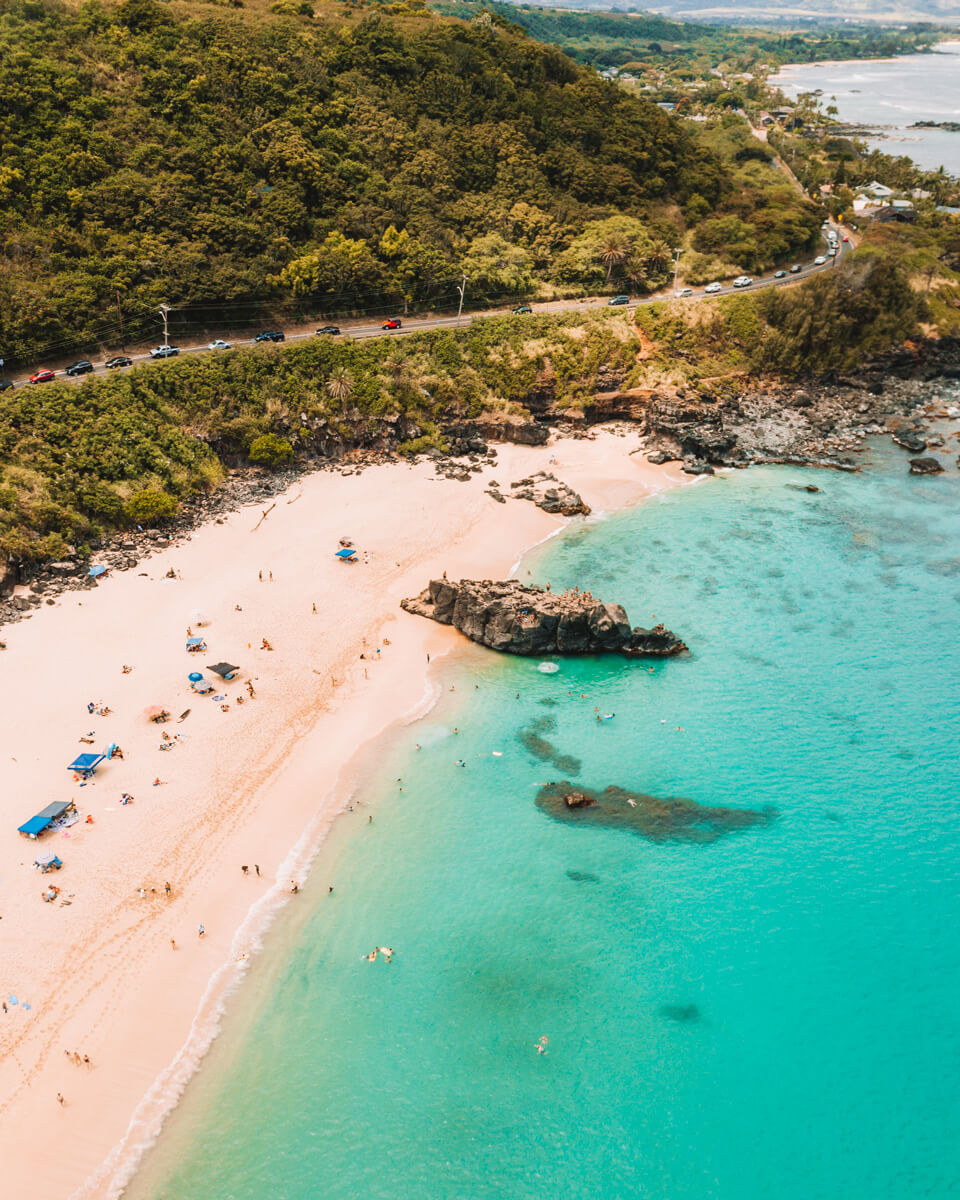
[607, 294, 630, 306]
[512, 305, 532, 315]
[105, 356, 133, 369]
[0, 378, 13, 391]
[789, 264, 803, 274]
[774, 270, 787, 279]
[254, 330, 285, 343]
[316, 326, 341, 336]
[65, 360, 94, 376]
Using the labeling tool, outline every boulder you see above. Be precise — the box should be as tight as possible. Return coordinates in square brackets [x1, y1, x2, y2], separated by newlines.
[401, 579, 686, 658]
[908, 457, 944, 474]
[893, 431, 927, 453]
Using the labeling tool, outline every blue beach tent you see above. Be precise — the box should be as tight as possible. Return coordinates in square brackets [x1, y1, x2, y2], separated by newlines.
[18, 799, 76, 838]
[186, 637, 206, 653]
[67, 752, 105, 778]
[88, 564, 107, 579]
[335, 547, 357, 561]
[18, 814, 52, 838]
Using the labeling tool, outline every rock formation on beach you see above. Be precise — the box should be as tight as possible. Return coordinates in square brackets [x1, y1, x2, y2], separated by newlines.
[401, 578, 686, 657]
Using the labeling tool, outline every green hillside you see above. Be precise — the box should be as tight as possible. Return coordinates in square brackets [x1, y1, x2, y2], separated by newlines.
[0, 0, 817, 364]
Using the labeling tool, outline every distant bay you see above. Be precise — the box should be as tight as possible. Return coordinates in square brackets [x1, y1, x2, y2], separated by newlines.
[775, 42, 960, 176]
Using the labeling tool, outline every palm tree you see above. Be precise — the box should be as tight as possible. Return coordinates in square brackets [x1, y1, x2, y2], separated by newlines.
[599, 237, 631, 285]
[646, 239, 672, 275]
[325, 368, 354, 414]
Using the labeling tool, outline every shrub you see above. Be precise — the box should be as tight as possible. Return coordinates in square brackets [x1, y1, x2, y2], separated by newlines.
[249, 433, 294, 467]
[125, 490, 179, 525]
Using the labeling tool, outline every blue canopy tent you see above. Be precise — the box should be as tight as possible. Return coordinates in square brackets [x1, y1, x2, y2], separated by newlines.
[18, 814, 51, 838]
[67, 752, 105, 779]
[88, 564, 108, 579]
[18, 799, 76, 838]
[335, 548, 357, 562]
[186, 637, 207, 653]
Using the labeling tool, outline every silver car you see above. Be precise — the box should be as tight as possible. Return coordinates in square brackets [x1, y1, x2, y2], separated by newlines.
[704, 282, 723, 294]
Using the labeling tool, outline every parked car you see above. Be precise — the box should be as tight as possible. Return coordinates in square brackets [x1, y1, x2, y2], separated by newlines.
[105, 356, 132, 369]
[512, 305, 532, 315]
[254, 330, 285, 343]
[65, 359, 94, 376]
[773, 270, 787, 279]
[607, 294, 630, 306]
[789, 264, 803, 274]
[316, 326, 341, 336]
[813, 255, 827, 266]
[733, 276, 754, 288]
[30, 369, 55, 384]
[150, 345, 180, 358]
[208, 339, 232, 350]
[704, 281, 723, 294]
[842, 235, 850, 242]
[674, 287, 694, 297]
[0, 378, 14, 391]
[381, 319, 402, 330]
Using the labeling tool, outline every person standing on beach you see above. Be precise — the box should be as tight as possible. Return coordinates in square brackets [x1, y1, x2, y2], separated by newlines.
[198, 923, 205, 938]
[57, 1093, 65, 1106]
[255, 864, 260, 877]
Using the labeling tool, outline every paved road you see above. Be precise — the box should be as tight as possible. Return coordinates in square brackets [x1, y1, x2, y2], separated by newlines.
[4, 226, 850, 388]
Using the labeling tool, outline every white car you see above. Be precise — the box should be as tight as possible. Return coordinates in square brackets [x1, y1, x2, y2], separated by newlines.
[733, 276, 754, 288]
[208, 339, 232, 350]
[674, 287, 694, 298]
[149, 345, 179, 359]
[814, 255, 827, 266]
[704, 282, 723, 294]
[828, 246, 838, 257]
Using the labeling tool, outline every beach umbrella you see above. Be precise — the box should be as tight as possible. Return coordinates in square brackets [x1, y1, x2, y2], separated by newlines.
[188, 609, 211, 627]
[188, 671, 203, 683]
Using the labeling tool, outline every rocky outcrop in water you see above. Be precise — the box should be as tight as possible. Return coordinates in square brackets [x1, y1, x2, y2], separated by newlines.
[536, 781, 775, 843]
[401, 578, 686, 657]
[908, 456, 944, 474]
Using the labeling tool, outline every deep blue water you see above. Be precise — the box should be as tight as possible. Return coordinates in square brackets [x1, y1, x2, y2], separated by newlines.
[131, 441, 960, 1200]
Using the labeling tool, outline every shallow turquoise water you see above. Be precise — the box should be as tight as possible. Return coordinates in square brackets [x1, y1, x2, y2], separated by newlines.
[133, 443, 960, 1200]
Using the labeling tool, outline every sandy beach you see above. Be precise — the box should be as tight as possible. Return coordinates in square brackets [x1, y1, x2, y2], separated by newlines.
[0, 428, 686, 1199]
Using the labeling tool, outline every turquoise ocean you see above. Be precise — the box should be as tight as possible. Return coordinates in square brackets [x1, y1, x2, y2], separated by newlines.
[129, 435, 960, 1200]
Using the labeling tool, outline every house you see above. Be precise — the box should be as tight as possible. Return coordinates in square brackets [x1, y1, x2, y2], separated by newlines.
[863, 181, 894, 199]
[853, 194, 881, 215]
[911, 188, 932, 200]
[874, 205, 917, 224]
[890, 199, 914, 211]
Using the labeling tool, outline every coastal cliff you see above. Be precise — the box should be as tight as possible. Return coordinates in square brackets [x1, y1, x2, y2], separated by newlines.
[401, 579, 686, 657]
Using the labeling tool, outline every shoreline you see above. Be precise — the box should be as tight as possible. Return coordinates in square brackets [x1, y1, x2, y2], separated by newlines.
[0, 428, 688, 1200]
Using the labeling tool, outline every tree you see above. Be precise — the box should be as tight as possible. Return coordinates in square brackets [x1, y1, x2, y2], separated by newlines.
[278, 233, 381, 301]
[600, 236, 632, 285]
[125, 489, 178, 525]
[249, 433, 294, 467]
[460, 234, 534, 296]
[325, 368, 355, 414]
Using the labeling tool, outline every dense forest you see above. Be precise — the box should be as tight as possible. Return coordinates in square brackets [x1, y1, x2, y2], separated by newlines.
[0, 0, 828, 366]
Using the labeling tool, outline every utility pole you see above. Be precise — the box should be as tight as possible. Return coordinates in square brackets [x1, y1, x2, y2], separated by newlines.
[673, 248, 682, 295]
[117, 290, 126, 353]
[159, 303, 171, 347]
[456, 274, 468, 327]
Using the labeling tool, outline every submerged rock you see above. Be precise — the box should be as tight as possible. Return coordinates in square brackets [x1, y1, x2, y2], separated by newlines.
[535, 781, 774, 843]
[517, 717, 581, 775]
[658, 1003, 701, 1024]
[401, 579, 686, 658]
